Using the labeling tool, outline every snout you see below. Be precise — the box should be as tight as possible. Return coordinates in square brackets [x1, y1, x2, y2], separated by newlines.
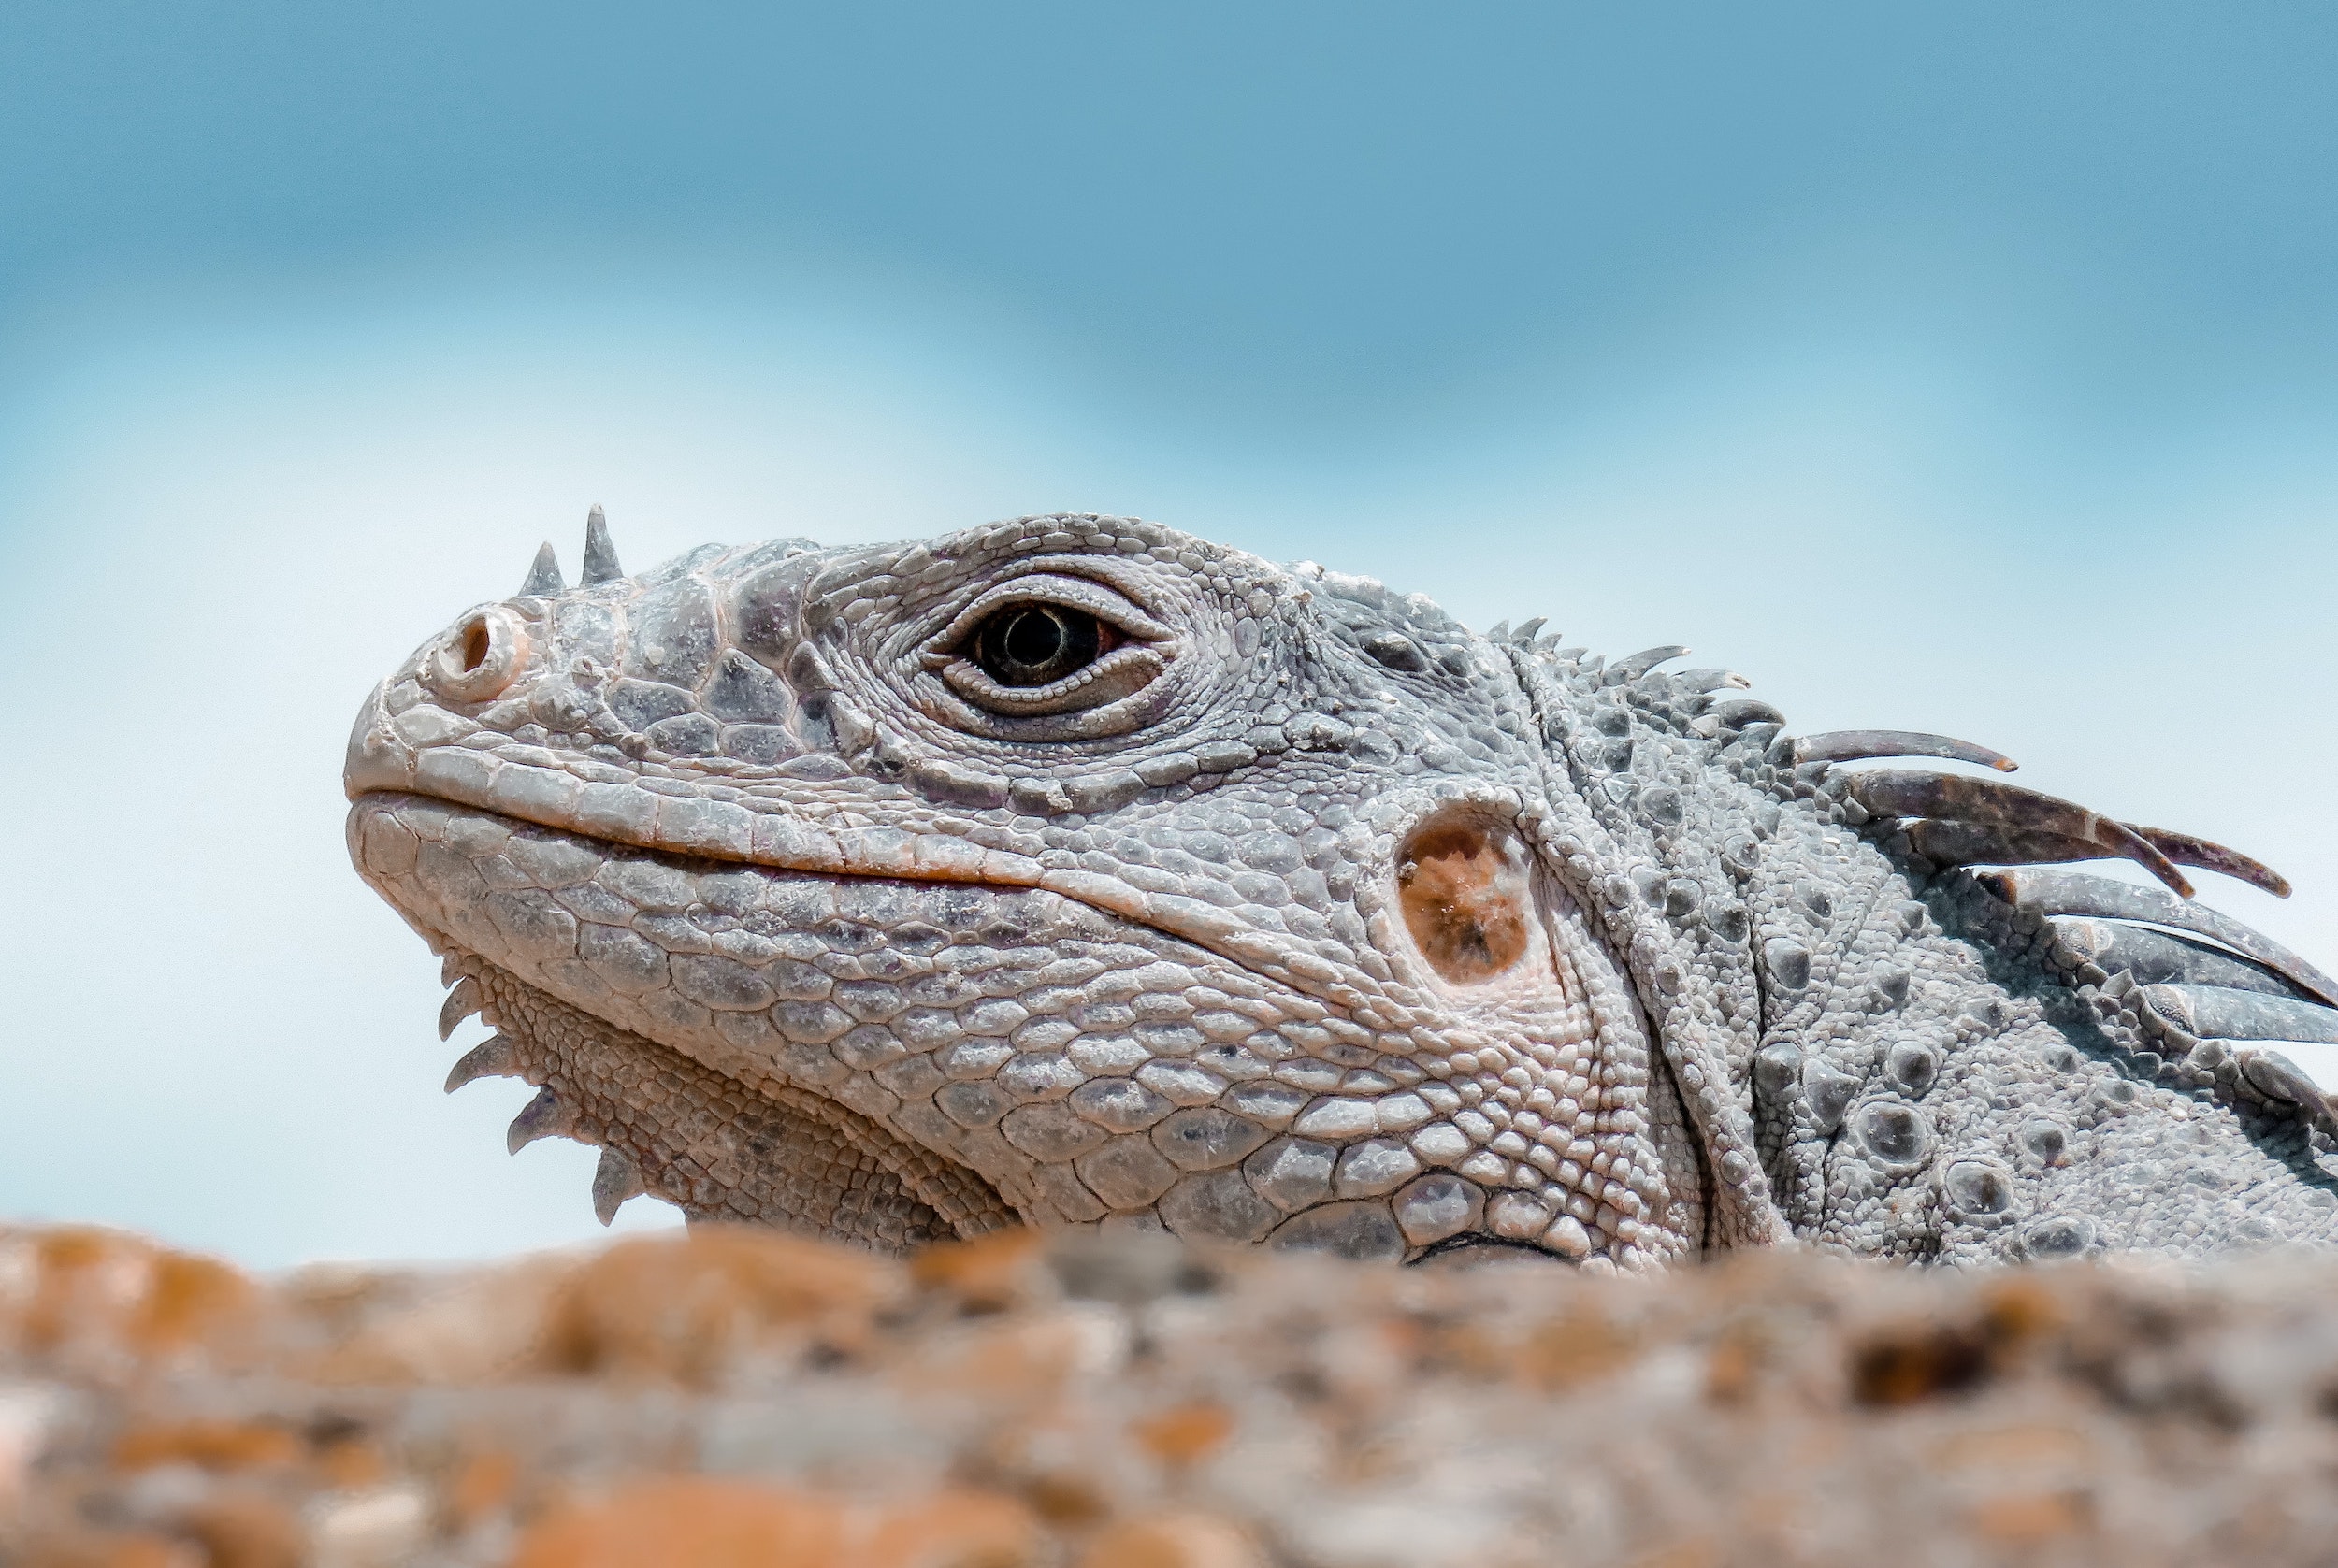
[345, 603, 537, 801]
[344, 680, 417, 798]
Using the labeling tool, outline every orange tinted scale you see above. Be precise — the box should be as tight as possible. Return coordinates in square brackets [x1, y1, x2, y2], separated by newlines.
[1395, 821, 1533, 984]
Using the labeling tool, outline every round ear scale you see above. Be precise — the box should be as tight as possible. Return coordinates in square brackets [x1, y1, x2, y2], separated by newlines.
[1395, 817, 1534, 985]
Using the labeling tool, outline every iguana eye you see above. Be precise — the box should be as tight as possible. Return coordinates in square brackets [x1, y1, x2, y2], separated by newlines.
[923, 572, 1178, 727]
[971, 603, 1119, 687]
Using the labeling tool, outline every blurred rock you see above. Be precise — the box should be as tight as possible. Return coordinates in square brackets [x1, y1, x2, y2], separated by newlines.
[504, 1477, 1041, 1568]
[1078, 1515, 1263, 1568]
[0, 1229, 267, 1380]
[7, 1220, 2338, 1564]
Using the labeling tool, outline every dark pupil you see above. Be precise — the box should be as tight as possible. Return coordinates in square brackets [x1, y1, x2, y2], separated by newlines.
[975, 605, 1101, 687]
[1004, 609, 1063, 667]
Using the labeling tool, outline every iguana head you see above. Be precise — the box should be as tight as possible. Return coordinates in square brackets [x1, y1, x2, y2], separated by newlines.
[348, 511, 2338, 1265]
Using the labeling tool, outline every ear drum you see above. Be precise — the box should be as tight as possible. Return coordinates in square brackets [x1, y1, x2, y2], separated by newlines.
[1395, 817, 1535, 985]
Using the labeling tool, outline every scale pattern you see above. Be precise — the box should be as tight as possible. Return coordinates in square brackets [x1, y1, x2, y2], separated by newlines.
[345, 510, 2338, 1263]
[455, 952, 999, 1247]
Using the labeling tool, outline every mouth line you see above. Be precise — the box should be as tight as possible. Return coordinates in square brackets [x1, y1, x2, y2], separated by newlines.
[361, 785, 1054, 893]
[354, 778, 1377, 1015]
[357, 755, 1059, 887]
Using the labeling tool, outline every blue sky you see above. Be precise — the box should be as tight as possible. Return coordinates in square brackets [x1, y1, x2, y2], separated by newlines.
[2, 4, 2333, 1265]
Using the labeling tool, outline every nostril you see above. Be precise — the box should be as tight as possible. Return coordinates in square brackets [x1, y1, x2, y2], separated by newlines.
[427, 607, 528, 702]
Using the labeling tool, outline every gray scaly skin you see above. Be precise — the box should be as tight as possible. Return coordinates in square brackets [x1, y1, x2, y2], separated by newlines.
[344, 510, 2338, 1267]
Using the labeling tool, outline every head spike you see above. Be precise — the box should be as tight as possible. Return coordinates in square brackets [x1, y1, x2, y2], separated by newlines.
[519, 541, 565, 597]
[582, 503, 625, 585]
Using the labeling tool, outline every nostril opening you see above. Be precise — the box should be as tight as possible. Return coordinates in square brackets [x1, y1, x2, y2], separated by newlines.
[430, 606, 527, 700]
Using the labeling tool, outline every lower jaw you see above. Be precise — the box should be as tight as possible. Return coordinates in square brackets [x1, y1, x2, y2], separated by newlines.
[442, 947, 1019, 1253]
[359, 794, 1706, 1265]
[435, 948, 1702, 1271]
[437, 946, 1702, 1270]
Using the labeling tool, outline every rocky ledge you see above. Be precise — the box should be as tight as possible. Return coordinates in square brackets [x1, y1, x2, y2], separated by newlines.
[5, 1223, 2338, 1566]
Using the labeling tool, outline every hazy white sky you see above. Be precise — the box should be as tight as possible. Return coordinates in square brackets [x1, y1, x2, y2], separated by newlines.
[2, 5, 2333, 1266]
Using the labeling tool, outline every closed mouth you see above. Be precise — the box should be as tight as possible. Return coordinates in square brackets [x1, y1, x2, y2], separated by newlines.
[348, 741, 1369, 1014]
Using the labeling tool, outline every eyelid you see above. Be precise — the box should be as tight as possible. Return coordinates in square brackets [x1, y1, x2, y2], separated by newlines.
[926, 572, 1175, 655]
[936, 644, 1169, 714]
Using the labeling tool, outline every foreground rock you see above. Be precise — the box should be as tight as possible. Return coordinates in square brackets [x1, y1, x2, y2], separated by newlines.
[6, 1223, 2338, 1566]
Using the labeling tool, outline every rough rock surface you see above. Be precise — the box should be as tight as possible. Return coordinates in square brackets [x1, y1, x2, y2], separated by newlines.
[11, 1221, 2338, 1567]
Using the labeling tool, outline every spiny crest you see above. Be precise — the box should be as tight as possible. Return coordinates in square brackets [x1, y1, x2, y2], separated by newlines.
[518, 541, 564, 597]
[583, 502, 625, 586]
[1530, 613, 2327, 1054]
[1488, 603, 2338, 1181]
[1481, 600, 2287, 906]
[518, 505, 629, 598]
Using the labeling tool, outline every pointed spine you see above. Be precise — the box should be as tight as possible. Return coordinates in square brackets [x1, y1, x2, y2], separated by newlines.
[444, 1034, 517, 1093]
[520, 541, 565, 596]
[592, 1146, 647, 1225]
[438, 976, 483, 1041]
[582, 503, 624, 585]
[1794, 729, 2016, 771]
[1604, 644, 1691, 686]
[507, 1086, 574, 1153]
[2129, 826, 2291, 899]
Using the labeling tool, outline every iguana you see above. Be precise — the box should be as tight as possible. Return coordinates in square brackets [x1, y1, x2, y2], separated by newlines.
[345, 510, 2338, 1267]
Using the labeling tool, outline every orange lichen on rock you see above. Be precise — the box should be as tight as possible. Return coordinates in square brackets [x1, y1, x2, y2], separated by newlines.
[1516, 1304, 1640, 1391]
[7, 1223, 2338, 1566]
[110, 1420, 302, 1474]
[547, 1225, 904, 1385]
[299, 1252, 577, 1387]
[909, 1228, 1048, 1314]
[507, 1478, 1040, 1568]
[1968, 1489, 2093, 1545]
[176, 1489, 304, 1568]
[1129, 1403, 1234, 1468]
[1928, 1422, 2096, 1474]
[1076, 1514, 1264, 1568]
[20, 1531, 204, 1568]
[444, 1447, 521, 1531]
[0, 1227, 265, 1376]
